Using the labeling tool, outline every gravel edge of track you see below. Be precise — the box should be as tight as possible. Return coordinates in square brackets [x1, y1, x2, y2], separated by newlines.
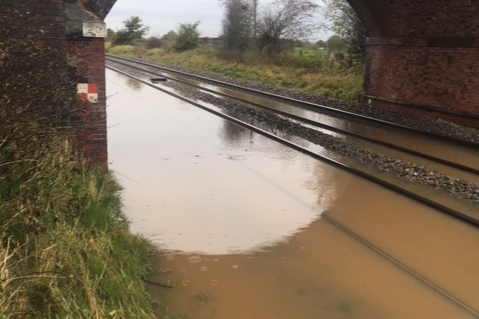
[107, 58, 479, 206]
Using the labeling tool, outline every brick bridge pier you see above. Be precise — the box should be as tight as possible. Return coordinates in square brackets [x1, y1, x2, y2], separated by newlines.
[2, 0, 116, 167]
[348, 0, 479, 128]
[2, 1, 478, 166]
[64, 0, 117, 167]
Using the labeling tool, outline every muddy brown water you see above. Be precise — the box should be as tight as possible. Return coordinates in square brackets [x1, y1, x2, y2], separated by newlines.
[106, 69, 479, 319]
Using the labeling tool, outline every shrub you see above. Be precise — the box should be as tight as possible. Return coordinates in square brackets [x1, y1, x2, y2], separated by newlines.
[108, 45, 135, 56]
[173, 22, 201, 52]
[146, 36, 162, 49]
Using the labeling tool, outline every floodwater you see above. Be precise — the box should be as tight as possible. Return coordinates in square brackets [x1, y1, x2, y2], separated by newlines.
[106, 69, 479, 319]
[172, 75, 479, 176]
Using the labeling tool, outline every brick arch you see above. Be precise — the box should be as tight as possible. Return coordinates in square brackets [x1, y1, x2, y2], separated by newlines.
[346, 0, 479, 128]
[83, 0, 117, 20]
[344, 0, 381, 36]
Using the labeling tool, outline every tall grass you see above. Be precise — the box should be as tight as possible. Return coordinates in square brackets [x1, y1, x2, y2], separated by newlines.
[108, 44, 135, 56]
[107, 45, 363, 102]
[0, 138, 157, 319]
[2, 8, 157, 318]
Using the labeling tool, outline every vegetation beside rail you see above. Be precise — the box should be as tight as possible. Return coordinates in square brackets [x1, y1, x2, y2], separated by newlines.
[0, 140, 156, 319]
[106, 0, 365, 103]
[1, 20, 157, 319]
[107, 44, 363, 103]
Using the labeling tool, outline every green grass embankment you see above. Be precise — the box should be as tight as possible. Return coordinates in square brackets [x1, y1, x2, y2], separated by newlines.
[107, 45, 363, 102]
[0, 137, 157, 318]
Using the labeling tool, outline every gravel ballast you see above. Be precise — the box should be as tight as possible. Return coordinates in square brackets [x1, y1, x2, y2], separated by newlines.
[107, 59, 479, 207]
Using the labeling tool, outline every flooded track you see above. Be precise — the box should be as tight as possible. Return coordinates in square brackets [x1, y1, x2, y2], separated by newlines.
[106, 55, 479, 178]
[106, 69, 479, 319]
[106, 55, 479, 215]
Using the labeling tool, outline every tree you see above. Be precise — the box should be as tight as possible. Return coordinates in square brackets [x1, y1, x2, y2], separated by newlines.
[106, 28, 115, 42]
[146, 36, 162, 49]
[256, 0, 323, 54]
[112, 16, 149, 45]
[220, 0, 255, 53]
[315, 39, 327, 48]
[173, 22, 201, 52]
[323, 0, 366, 65]
[326, 34, 345, 52]
[161, 30, 178, 49]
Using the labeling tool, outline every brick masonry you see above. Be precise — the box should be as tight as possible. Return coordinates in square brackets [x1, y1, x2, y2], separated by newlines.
[4, 0, 477, 161]
[1, 0, 116, 166]
[66, 37, 108, 166]
[348, 0, 479, 128]
[65, 0, 116, 167]
[1, 0, 66, 49]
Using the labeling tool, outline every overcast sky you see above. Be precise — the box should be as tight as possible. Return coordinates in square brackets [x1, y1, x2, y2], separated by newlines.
[105, 0, 330, 40]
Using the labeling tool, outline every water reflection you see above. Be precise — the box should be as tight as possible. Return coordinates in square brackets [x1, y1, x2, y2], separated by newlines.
[127, 77, 142, 91]
[219, 107, 312, 148]
[106, 69, 479, 319]
[106, 69, 339, 254]
[147, 169, 479, 319]
[150, 213, 477, 319]
[217, 118, 252, 150]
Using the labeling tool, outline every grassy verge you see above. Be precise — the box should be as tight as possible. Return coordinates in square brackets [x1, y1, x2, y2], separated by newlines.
[107, 45, 364, 102]
[1, 9, 157, 318]
[0, 137, 157, 318]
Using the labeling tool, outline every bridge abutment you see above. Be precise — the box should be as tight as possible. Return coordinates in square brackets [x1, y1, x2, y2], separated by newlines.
[1, 0, 116, 166]
[362, 38, 479, 127]
[349, 0, 479, 128]
[65, 2, 112, 167]
[66, 37, 108, 166]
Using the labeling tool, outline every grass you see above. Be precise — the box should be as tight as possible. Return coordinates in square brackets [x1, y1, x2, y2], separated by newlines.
[0, 137, 157, 318]
[1, 11, 158, 318]
[107, 44, 364, 102]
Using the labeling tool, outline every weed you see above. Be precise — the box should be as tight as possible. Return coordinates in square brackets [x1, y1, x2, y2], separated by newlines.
[0, 137, 157, 318]
[1, 8, 157, 317]
[111, 45, 364, 102]
[107, 45, 135, 56]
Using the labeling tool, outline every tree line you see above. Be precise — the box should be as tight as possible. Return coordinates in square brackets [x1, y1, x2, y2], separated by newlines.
[109, 0, 366, 66]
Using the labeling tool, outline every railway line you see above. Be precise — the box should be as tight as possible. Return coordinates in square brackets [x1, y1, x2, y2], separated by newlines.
[105, 63, 479, 318]
[105, 55, 479, 174]
[106, 55, 479, 145]
[106, 54, 479, 226]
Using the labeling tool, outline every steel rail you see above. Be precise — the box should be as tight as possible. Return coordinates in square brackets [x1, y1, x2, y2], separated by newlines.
[106, 56, 479, 176]
[322, 214, 479, 318]
[107, 64, 479, 317]
[107, 64, 479, 229]
[106, 54, 479, 149]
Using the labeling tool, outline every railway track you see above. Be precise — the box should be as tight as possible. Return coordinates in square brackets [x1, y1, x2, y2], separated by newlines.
[105, 55, 479, 227]
[106, 55, 479, 146]
[106, 58, 479, 318]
